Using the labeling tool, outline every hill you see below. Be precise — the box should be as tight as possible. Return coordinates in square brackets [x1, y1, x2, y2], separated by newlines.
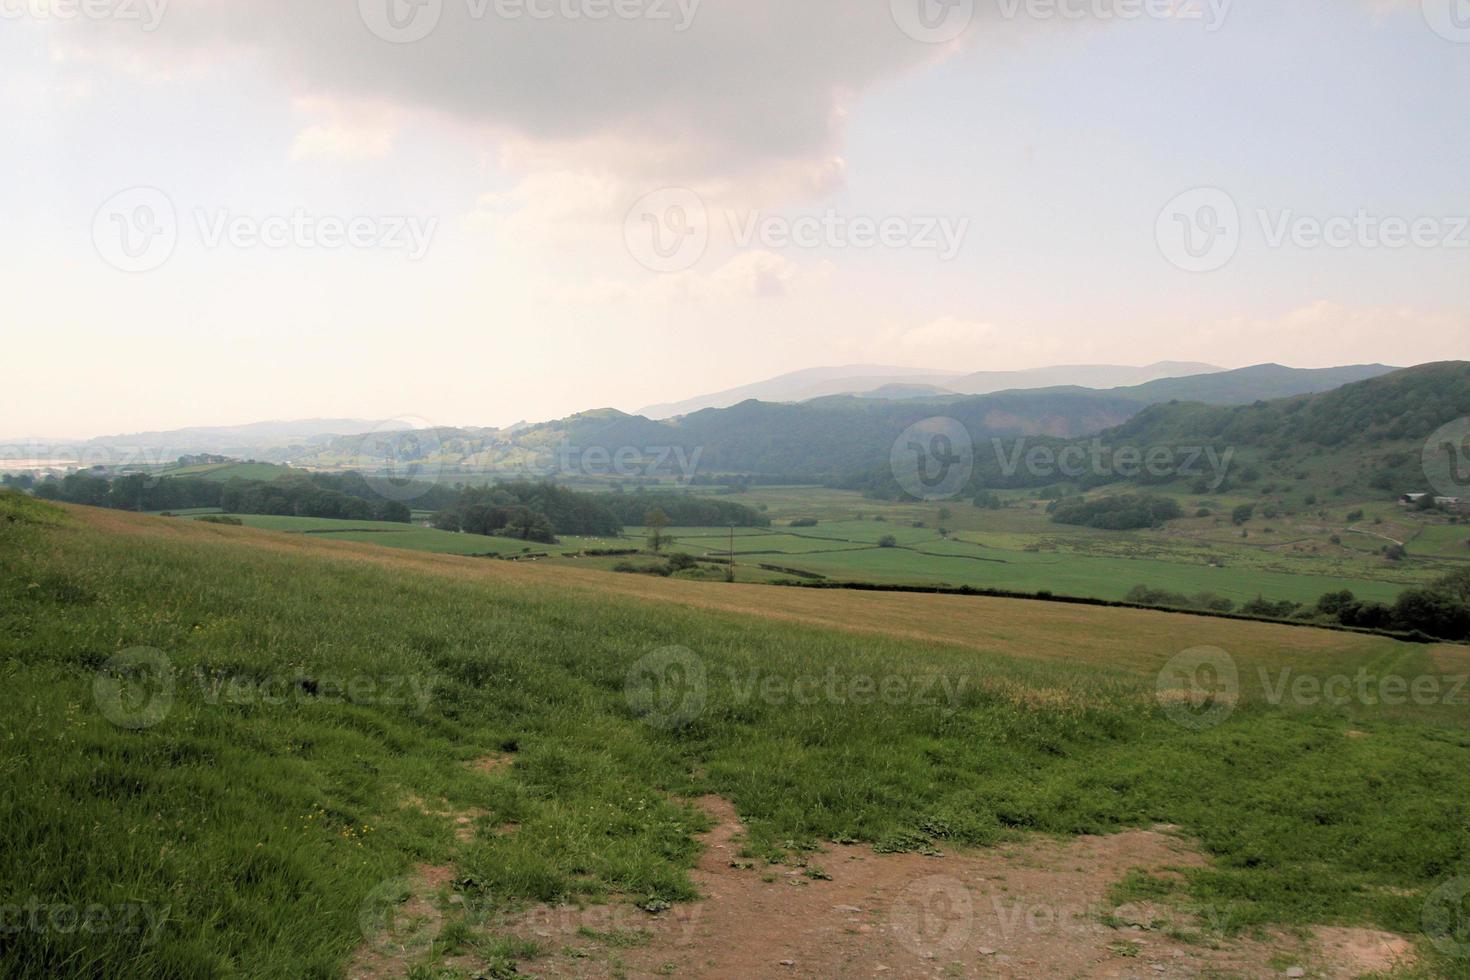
[4, 494, 1468, 977]
[638, 362, 1222, 418]
[1116, 363, 1398, 405]
[906, 361, 1470, 499]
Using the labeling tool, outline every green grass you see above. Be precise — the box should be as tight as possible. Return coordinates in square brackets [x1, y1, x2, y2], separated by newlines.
[3, 492, 1470, 977]
[183, 514, 623, 557]
[639, 518, 1411, 605]
[157, 461, 291, 481]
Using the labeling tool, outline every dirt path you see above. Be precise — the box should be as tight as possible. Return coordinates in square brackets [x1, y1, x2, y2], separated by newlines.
[487, 798, 1415, 979]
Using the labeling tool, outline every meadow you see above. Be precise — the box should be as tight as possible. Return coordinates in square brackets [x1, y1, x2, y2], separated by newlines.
[3, 492, 1469, 977]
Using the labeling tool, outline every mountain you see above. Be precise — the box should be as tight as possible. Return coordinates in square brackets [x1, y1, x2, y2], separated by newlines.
[887, 361, 1470, 499]
[636, 366, 961, 418]
[946, 361, 1220, 396]
[1115, 363, 1399, 405]
[637, 361, 1224, 418]
[45, 419, 388, 458]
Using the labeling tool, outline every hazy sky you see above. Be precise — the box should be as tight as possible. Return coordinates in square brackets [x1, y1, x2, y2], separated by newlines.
[4, 0, 1468, 439]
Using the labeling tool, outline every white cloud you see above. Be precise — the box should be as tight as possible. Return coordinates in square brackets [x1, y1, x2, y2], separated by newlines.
[46, 0, 998, 194]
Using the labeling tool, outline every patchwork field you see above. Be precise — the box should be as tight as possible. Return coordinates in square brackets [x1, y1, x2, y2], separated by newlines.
[3, 493, 1469, 978]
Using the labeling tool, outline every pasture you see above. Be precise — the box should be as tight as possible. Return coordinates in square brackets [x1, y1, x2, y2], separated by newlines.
[2, 493, 1468, 977]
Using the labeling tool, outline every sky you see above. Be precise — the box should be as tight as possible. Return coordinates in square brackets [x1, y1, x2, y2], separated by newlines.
[2, 0, 1468, 439]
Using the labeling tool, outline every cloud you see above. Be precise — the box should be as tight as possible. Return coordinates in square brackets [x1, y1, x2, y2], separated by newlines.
[1189, 302, 1470, 367]
[47, 0, 997, 194]
[290, 97, 401, 161]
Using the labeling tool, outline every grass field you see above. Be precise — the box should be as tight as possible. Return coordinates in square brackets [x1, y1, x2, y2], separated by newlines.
[182, 514, 624, 557]
[3, 492, 1470, 977]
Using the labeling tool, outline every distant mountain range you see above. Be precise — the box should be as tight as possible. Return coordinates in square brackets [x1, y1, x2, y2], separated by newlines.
[256, 362, 1412, 482]
[8, 363, 1410, 480]
[636, 361, 1222, 418]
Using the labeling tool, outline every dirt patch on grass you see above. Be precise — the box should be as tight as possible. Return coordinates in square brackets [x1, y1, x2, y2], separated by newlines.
[347, 863, 456, 980]
[469, 752, 515, 776]
[477, 797, 1370, 979]
[402, 793, 486, 844]
[1312, 926, 1417, 976]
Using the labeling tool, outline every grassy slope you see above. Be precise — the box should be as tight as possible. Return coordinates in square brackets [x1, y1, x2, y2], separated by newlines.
[3, 495, 1469, 977]
[183, 514, 623, 557]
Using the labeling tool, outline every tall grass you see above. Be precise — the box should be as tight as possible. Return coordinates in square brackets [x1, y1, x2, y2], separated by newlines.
[2, 493, 1468, 977]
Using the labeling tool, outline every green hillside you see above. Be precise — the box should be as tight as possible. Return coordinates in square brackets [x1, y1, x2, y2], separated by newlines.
[4, 493, 1469, 977]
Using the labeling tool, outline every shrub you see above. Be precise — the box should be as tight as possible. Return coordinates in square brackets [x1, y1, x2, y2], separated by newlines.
[878, 535, 898, 548]
[1049, 494, 1183, 531]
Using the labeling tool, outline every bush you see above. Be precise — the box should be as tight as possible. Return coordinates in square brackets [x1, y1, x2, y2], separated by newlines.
[196, 515, 244, 526]
[1049, 494, 1183, 531]
[788, 518, 818, 528]
[878, 535, 898, 548]
[1232, 504, 1255, 525]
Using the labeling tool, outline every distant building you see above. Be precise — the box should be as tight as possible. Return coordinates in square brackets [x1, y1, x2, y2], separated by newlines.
[1399, 492, 1467, 511]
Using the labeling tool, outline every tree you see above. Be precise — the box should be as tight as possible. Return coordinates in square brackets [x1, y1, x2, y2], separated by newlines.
[646, 506, 672, 554]
[878, 535, 898, 548]
[1232, 504, 1255, 525]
